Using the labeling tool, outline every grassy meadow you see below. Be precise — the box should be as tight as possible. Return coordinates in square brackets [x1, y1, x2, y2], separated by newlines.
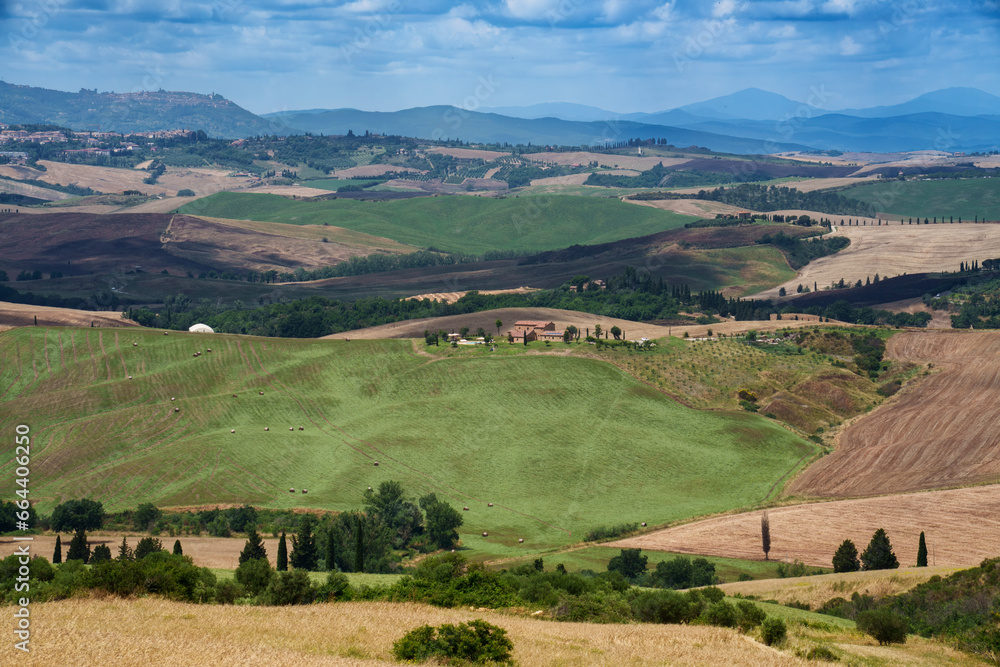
[842, 178, 1000, 221]
[175, 192, 696, 254]
[0, 327, 813, 559]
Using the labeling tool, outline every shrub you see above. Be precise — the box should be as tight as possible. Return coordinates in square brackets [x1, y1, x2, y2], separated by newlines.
[802, 645, 839, 661]
[133, 503, 161, 531]
[856, 609, 908, 645]
[631, 589, 697, 624]
[761, 617, 787, 646]
[177, 189, 196, 197]
[90, 544, 112, 563]
[701, 600, 738, 628]
[214, 579, 244, 604]
[318, 571, 351, 601]
[235, 557, 274, 597]
[735, 600, 766, 633]
[262, 569, 316, 605]
[134, 537, 164, 560]
[392, 619, 513, 664]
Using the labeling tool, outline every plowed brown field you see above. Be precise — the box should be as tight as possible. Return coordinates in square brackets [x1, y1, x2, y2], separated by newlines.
[611, 483, 1000, 568]
[788, 330, 1000, 497]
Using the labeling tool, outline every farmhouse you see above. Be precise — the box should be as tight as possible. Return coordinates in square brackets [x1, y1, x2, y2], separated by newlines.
[507, 320, 558, 343]
[513, 320, 555, 333]
[539, 330, 566, 341]
[508, 329, 538, 343]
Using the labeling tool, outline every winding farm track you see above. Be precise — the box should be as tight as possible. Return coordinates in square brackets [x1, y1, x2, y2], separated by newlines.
[788, 330, 1000, 498]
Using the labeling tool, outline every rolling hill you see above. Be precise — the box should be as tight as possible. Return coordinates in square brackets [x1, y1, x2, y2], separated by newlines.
[176, 192, 696, 255]
[0, 327, 814, 557]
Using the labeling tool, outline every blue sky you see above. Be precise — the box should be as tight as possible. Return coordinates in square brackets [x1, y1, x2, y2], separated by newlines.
[2, 0, 999, 114]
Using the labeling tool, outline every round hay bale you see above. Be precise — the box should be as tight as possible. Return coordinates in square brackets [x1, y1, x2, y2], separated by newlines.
[463, 507, 469, 511]
[298, 426, 304, 431]
[206, 348, 211, 353]
[290, 427, 294, 431]
[133, 342, 137, 347]
[128, 376, 132, 380]
[641, 522, 647, 527]
[259, 391, 264, 395]
[482, 532, 488, 537]
[163, 332, 169, 335]
[519, 538, 524, 543]
[488, 503, 493, 507]
[373, 461, 379, 466]
[264, 427, 269, 431]
[232, 394, 237, 398]
[302, 489, 308, 494]
[171, 397, 175, 401]
[174, 407, 180, 412]
[289, 488, 295, 493]
[231, 429, 235, 433]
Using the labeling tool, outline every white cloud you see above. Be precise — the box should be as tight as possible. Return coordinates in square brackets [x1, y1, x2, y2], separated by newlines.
[839, 35, 861, 56]
[504, 0, 559, 21]
[712, 0, 743, 18]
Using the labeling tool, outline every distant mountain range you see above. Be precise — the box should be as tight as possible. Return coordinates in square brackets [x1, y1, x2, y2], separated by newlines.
[4, 80, 1000, 153]
[0, 81, 278, 138]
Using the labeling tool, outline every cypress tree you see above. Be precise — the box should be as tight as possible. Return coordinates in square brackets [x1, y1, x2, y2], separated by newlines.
[355, 515, 365, 573]
[277, 532, 288, 571]
[239, 526, 267, 564]
[117, 536, 133, 561]
[832, 539, 860, 572]
[66, 527, 90, 563]
[860, 528, 899, 571]
[53, 535, 62, 564]
[761, 511, 771, 561]
[290, 514, 318, 571]
[917, 531, 928, 567]
[325, 527, 338, 572]
[173, 539, 183, 556]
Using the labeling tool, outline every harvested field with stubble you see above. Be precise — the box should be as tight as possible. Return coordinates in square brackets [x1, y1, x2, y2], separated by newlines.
[789, 330, 1000, 497]
[611, 483, 1000, 569]
[0, 302, 139, 329]
[0, 161, 253, 196]
[754, 222, 1000, 300]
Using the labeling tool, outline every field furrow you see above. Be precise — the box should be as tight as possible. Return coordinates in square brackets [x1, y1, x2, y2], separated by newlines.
[788, 330, 1000, 497]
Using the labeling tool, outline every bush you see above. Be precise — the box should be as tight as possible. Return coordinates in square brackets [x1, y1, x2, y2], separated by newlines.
[262, 569, 316, 605]
[90, 544, 112, 563]
[214, 579, 244, 604]
[392, 619, 514, 664]
[177, 189, 196, 197]
[856, 609, 908, 645]
[761, 617, 787, 646]
[701, 600, 738, 628]
[318, 571, 351, 601]
[134, 537, 164, 560]
[802, 645, 840, 661]
[235, 558, 274, 597]
[631, 589, 697, 624]
[735, 600, 766, 633]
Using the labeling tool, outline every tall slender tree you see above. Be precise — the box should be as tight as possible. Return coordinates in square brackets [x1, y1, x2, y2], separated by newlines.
[326, 527, 338, 572]
[52, 535, 62, 564]
[355, 515, 365, 574]
[173, 539, 183, 556]
[290, 515, 318, 571]
[277, 532, 288, 571]
[917, 531, 928, 567]
[761, 511, 771, 561]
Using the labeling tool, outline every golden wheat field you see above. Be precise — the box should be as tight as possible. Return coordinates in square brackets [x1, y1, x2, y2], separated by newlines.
[16, 597, 981, 666]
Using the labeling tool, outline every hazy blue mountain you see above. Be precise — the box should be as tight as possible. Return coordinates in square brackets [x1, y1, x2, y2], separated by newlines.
[835, 87, 1000, 118]
[673, 88, 809, 121]
[478, 102, 621, 122]
[274, 106, 813, 153]
[0, 81, 281, 138]
[667, 112, 1000, 153]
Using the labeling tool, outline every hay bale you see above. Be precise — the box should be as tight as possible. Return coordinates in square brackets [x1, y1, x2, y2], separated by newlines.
[482, 532, 488, 537]
[232, 394, 237, 398]
[518, 538, 524, 543]
[641, 522, 647, 527]
[302, 489, 308, 494]
[463, 507, 469, 511]
[488, 503, 493, 507]
[373, 461, 379, 466]
[289, 427, 294, 431]
[298, 426, 304, 431]
[264, 427, 269, 431]
[133, 342, 138, 347]
[231, 429, 235, 433]
[174, 407, 180, 412]
[259, 391, 264, 395]
[289, 488, 295, 493]
[128, 376, 132, 380]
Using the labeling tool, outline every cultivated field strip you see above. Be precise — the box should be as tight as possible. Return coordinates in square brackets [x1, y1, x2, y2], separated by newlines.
[612, 483, 1000, 569]
[789, 330, 1000, 497]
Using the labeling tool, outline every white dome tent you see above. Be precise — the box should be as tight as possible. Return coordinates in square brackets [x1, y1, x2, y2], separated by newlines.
[188, 323, 215, 333]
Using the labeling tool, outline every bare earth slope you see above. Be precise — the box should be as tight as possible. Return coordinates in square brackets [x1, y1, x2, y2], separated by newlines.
[612, 483, 1000, 569]
[788, 330, 1000, 498]
[0, 302, 139, 330]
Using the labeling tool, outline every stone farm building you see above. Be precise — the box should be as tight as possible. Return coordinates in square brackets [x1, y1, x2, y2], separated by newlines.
[508, 320, 560, 343]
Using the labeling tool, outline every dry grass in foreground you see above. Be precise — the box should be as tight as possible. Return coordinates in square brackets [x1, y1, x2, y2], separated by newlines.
[25, 597, 803, 666]
[20, 596, 981, 666]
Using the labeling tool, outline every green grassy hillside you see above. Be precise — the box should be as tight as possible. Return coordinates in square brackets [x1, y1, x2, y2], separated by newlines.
[176, 192, 695, 254]
[0, 327, 813, 557]
[842, 178, 1000, 221]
